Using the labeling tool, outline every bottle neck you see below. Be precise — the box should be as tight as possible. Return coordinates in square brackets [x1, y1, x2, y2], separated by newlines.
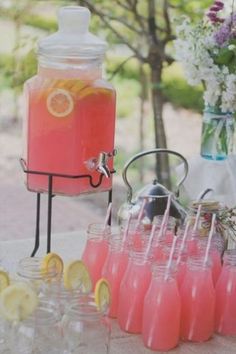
[87, 223, 111, 241]
[187, 258, 211, 272]
[151, 263, 176, 280]
[223, 250, 236, 266]
[38, 56, 102, 80]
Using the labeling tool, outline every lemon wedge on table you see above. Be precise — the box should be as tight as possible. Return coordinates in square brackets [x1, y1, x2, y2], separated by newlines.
[63, 260, 92, 293]
[41, 252, 64, 279]
[0, 283, 38, 321]
[94, 278, 111, 313]
[0, 270, 10, 293]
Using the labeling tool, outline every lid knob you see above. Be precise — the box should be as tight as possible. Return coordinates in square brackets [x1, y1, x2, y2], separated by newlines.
[58, 6, 91, 34]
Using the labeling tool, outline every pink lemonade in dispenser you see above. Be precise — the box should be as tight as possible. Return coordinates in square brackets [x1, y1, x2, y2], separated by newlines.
[180, 259, 215, 342]
[23, 7, 116, 196]
[142, 265, 181, 351]
[118, 251, 151, 333]
[102, 236, 128, 318]
[82, 223, 110, 288]
[215, 251, 236, 335]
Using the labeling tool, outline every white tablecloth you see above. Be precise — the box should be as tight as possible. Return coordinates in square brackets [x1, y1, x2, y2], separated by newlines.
[0, 232, 236, 354]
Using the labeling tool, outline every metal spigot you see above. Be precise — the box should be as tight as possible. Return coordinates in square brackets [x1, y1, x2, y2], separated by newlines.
[96, 152, 111, 178]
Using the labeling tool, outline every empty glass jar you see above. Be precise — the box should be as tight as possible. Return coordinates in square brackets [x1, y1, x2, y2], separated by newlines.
[8, 301, 63, 354]
[62, 299, 111, 354]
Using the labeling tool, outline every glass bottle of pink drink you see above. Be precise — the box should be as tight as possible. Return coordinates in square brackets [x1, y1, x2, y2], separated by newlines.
[82, 223, 110, 289]
[102, 234, 128, 318]
[23, 6, 116, 196]
[142, 264, 181, 351]
[117, 249, 151, 333]
[215, 250, 236, 335]
[180, 259, 215, 342]
[196, 238, 222, 286]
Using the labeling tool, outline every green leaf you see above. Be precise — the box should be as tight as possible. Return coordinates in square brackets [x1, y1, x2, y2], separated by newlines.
[214, 47, 234, 65]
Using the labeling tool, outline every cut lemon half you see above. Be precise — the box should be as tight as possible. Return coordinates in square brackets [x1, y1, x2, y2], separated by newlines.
[41, 252, 64, 279]
[94, 278, 111, 312]
[63, 260, 92, 292]
[0, 270, 10, 293]
[0, 283, 38, 321]
[47, 88, 74, 118]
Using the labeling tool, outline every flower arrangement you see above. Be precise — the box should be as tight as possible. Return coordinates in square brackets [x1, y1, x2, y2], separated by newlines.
[174, 1, 236, 113]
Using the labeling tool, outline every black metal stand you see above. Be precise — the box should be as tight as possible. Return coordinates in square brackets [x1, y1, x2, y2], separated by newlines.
[20, 159, 115, 257]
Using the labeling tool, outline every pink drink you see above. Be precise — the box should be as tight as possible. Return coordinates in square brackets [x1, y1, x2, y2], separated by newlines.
[81, 223, 110, 288]
[142, 265, 181, 351]
[23, 7, 116, 196]
[118, 251, 151, 333]
[102, 237, 128, 318]
[24, 72, 116, 195]
[180, 260, 215, 342]
[196, 239, 222, 285]
[215, 251, 236, 335]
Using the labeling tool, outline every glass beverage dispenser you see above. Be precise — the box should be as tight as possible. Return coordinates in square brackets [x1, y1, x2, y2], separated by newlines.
[23, 6, 116, 196]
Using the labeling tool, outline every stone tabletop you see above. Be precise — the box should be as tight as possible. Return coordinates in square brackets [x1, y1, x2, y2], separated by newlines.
[0, 231, 235, 354]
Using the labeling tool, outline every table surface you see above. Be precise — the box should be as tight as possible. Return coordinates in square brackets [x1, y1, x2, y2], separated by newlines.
[1, 231, 236, 354]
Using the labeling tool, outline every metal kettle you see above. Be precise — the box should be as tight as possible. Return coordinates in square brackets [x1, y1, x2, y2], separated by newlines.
[117, 149, 189, 226]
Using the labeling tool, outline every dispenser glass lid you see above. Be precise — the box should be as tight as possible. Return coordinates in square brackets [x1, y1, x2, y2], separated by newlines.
[38, 6, 107, 59]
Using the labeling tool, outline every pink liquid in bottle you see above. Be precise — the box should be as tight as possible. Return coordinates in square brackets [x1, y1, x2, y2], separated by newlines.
[196, 239, 222, 285]
[102, 236, 128, 318]
[180, 259, 215, 342]
[118, 251, 151, 333]
[215, 251, 236, 335]
[142, 265, 181, 351]
[81, 223, 110, 288]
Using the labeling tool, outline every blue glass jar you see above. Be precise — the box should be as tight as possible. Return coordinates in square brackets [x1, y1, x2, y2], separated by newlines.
[200, 105, 234, 160]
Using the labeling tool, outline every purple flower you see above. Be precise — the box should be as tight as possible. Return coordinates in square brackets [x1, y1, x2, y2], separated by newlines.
[214, 1, 224, 9]
[214, 24, 231, 45]
[210, 6, 223, 12]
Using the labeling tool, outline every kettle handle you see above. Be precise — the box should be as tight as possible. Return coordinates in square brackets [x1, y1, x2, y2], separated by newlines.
[122, 149, 189, 203]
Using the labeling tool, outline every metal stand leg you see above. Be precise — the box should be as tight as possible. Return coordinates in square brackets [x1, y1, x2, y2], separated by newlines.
[47, 175, 53, 254]
[31, 193, 41, 257]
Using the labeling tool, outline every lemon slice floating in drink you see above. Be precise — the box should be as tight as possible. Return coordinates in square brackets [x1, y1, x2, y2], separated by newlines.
[63, 260, 92, 292]
[0, 283, 38, 321]
[41, 252, 64, 279]
[94, 278, 111, 312]
[78, 86, 113, 99]
[0, 270, 10, 293]
[47, 88, 74, 118]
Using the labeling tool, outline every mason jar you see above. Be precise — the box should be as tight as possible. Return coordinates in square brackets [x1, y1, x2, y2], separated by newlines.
[16, 257, 58, 293]
[8, 301, 63, 354]
[62, 300, 111, 354]
[200, 105, 234, 161]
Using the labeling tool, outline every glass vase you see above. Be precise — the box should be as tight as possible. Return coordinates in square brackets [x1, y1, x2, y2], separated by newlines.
[200, 106, 234, 160]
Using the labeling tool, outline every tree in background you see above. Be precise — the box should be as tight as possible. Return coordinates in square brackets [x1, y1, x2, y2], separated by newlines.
[78, 0, 212, 187]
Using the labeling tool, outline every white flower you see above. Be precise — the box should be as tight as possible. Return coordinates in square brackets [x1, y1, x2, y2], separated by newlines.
[174, 17, 236, 112]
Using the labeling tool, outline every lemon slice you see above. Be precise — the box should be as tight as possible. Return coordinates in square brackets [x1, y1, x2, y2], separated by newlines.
[0, 270, 10, 293]
[78, 86, 113, 99]
[63, 260, 92, 292]
[94, 278, 111, 312]
[0, 283, 38, 321]
[41, 252, 64, 279]
[47, 88, 74, 118]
